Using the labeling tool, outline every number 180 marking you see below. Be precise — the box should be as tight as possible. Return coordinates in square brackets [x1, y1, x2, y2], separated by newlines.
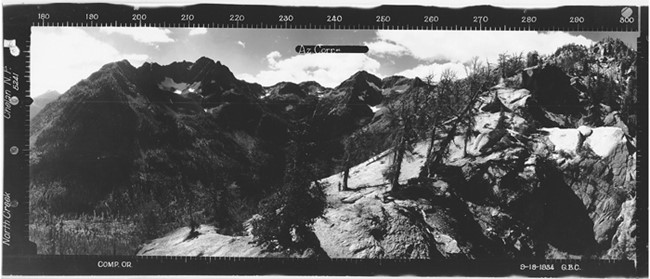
[85, 13, 99, 20]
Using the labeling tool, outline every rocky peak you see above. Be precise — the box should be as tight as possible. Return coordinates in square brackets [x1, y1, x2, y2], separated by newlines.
[380, 75, 405, 88]
[591, 38, 633, 58]
[266, 82, 307, 98]
[411, 77, 428, 88]
[335, 70, 383, 106]
[298, 81, 328, 95]
[336, 70, 382, 90]
[90, 59, 137, 83]
[193, 56, 217, 68]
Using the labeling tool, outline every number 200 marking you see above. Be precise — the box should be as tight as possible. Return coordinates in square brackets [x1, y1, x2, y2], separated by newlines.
[132, 14, 146, 21]
[569, 16, 584, 23]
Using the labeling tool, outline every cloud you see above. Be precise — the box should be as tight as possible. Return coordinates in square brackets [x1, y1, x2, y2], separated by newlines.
[368, 30, 594, 64]
[365, 40, 408, 57]
[266, 51, 282, 66]
[31, 27, 149, 96]
[396, 62, 468, 81]
[99, 27, 174, 44]
[189, 28, 208, 36]
[239, 52, 381, 87]
[237, 41, 246, 48]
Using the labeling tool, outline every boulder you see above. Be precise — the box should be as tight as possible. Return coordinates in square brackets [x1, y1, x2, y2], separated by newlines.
[313, 198, 440, 259]
[433, 233, 461, 254]
[467, 112, 527, 156]
[496, 88, 531, 112]
[521, 65, 582, 115]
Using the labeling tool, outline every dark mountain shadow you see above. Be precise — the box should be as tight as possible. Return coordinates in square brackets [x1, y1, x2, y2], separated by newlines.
[534, 163, 598, 255]
[507, 160, 599, 256]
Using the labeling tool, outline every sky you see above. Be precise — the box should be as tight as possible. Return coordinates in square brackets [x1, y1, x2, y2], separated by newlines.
[30, 27, 639, 97]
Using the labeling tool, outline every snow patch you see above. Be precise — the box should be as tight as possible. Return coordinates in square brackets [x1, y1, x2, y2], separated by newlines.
[540, 127, 581, 155]
[320, 141, 429, 190]
[370, 105, 382, 113]
[186, 81, 202, 94]
[584, 127, 626, 157]
[158, 77, 189, 93]
[541, 126, 626, 157]
[260, 89, 272, 99]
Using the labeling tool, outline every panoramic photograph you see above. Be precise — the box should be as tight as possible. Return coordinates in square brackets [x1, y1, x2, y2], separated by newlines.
[29, 27, 638, 260]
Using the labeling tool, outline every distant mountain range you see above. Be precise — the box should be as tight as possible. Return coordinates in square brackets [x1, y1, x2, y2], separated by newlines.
[29, 56, 418, 220]
[30, 90, 60, 119]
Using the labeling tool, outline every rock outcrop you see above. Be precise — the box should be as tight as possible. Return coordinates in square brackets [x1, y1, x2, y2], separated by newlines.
[306, 61, 636, 259]
[138, 225, 295, 257]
